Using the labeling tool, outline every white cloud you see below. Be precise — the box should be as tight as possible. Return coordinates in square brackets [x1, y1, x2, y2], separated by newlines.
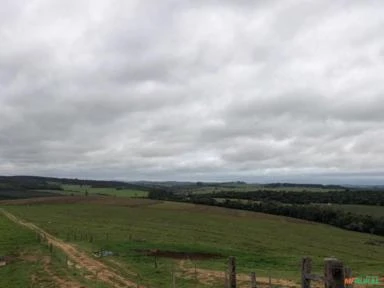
[0, 0, 384, 184]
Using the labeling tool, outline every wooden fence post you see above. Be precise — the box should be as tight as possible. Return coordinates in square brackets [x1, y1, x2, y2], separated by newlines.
[250, 272, 257, 288]
[324, 257, 345, 288]
[172, 270, 176, 288]
[228, 256, 236, 288]
[224, 271, 228, 288]
[269, 273, 272, 288]
[301, 257, 312, 288]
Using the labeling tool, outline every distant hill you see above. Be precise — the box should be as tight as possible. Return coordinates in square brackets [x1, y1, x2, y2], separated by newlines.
[262, 182, 346, 189]
[2, 176, 383, 196]
[0, 175, 150, 191]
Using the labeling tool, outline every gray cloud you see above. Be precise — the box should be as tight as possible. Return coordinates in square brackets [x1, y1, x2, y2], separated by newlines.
[0, 0, 384, 184]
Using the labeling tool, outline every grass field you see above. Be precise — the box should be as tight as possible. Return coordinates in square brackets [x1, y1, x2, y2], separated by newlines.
[3, 198, 384, 287]
[61, 184, 149, 198]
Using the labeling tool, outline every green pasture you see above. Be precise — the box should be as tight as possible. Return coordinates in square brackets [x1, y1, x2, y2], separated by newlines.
[3, 200, 384, 287]
[61, 184, 148, 198]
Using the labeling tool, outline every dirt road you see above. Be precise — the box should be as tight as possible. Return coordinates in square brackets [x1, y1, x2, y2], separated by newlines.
[178, 260, 302, 288]
[23, 253, 85, 288]
[0, 208, 143, 288]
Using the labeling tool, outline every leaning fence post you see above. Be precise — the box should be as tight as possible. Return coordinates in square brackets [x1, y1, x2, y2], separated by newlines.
[250, 272, 257, 288]
[228, 256, 236, 288]
[302, 257, 312, 288]
[324, 257, 345, 288]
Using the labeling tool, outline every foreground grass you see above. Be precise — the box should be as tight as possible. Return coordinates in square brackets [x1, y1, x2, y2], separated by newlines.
[0, 211, 111, 288]
[3, 200, 384, 287]
[0, 213, 45, 287]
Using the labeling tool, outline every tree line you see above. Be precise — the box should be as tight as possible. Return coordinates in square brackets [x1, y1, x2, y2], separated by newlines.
[191, 189, 384, 205]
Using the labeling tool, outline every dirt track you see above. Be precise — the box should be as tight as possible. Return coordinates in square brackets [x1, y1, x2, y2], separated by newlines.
[24, 254, 85, 288]
[0, 208, 143, 288]
[178, 260, 302, 288]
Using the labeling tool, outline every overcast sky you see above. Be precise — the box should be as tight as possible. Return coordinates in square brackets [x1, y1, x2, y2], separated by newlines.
[1, 0, 384, 184]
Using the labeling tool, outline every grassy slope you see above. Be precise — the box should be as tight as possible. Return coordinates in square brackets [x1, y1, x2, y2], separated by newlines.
[3, 200, 384, 287]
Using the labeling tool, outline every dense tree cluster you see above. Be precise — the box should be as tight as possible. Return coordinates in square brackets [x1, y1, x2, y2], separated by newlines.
[0, 190, 60, 200]
[193, 190, 384, 205]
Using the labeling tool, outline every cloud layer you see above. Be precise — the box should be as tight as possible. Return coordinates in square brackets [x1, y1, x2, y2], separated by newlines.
[1, 0, 384, 184]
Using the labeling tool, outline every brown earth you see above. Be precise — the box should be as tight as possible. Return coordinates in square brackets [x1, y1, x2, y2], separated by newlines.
[0, 208, 144, 288]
